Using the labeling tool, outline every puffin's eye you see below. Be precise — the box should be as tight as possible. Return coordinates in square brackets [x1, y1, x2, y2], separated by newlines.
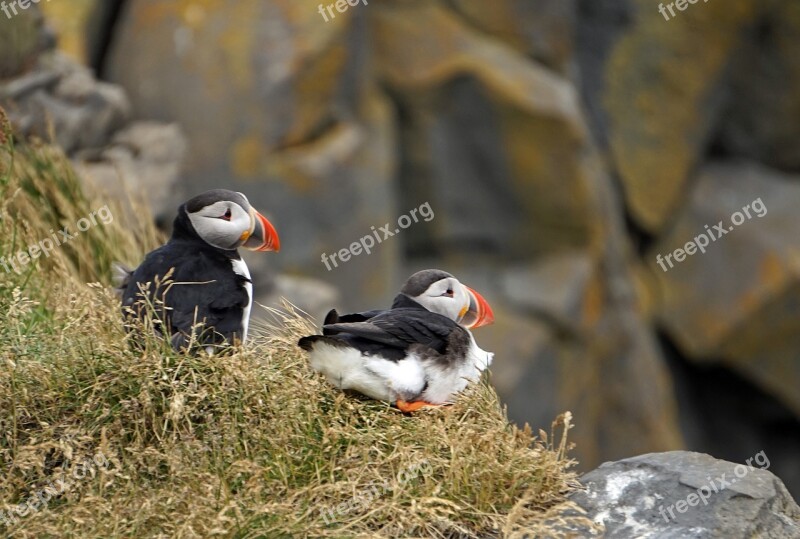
[442, 289, 454, 298]
[221, 209, 232, 221]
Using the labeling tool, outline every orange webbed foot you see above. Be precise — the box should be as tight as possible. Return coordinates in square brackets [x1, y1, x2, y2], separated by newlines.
[396, 400, 440, 413]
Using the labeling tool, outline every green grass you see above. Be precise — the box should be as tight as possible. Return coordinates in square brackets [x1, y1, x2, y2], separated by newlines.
[0, 113, 586, 538]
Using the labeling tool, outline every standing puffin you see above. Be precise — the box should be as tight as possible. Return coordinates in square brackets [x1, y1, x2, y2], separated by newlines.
[298, 269, 495, 412]
[117, 189, 280, 351]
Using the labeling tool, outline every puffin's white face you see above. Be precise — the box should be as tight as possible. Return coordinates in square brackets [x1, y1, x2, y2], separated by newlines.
[188, 199, 252, 250]
[408, 273, 494, 329]
[185, 190, 280, 252]
[417, 277, 472, 321]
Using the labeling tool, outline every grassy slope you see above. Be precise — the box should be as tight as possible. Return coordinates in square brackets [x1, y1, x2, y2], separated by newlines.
[0, 119, 587, 538]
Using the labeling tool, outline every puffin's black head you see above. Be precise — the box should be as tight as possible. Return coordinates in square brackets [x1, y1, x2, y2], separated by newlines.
[176, 189, 280, 252]
[400, 269, 494, 329]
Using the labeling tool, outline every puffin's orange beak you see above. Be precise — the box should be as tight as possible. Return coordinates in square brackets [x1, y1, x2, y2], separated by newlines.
[243, 209, 280, 252]
[460, 286, 494, 329]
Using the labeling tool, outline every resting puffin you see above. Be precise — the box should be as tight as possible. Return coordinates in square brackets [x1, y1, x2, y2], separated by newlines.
[298, 269, 495, 412]
[117, 189, 280, 351]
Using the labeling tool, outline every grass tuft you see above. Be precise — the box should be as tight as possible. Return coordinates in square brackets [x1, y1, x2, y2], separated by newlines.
[0, 116, 585, 538]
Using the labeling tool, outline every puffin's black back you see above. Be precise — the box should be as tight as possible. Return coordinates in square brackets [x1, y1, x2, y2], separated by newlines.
[303, 303, 468, 363]
[322, 294, 425, 329]
[121, 205, 250, 349]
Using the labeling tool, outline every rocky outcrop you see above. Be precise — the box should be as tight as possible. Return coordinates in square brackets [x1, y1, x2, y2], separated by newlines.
[0, 6, 53, 79]
[717, 2, 800, 171]
[570, 451, 800, 538]
[599, 0, 759, 233]
[448, 0, 575, 72]
[2, 54, 130, 154]
[0, 19, 186, 224]
[73, 121, 188, 222]
[652, 162, 800, 418]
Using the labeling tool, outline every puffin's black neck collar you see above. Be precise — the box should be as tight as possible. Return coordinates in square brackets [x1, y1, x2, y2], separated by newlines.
[171, 204, 201, 242]
[391, 294, 427, 310]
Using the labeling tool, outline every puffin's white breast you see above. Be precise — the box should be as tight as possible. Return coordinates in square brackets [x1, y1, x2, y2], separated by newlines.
[307, 341, 427, 403]
[231, 258, 253, 344]
[421, 333, 493, 404]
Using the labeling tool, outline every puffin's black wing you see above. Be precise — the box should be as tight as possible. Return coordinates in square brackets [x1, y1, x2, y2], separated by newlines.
[322, 308, 386, 330]
[122, 242, 249, 347]
[322, 308, 456, 354]
[322, 294, 427, 333]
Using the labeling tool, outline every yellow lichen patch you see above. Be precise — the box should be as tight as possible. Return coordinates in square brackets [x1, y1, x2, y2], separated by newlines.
[40, 0, 97, 63]
[216, 0, 259, 90]
[450, 0, 530, 51]
[372, 1, 593, 254]
[581, 274, 605, 328]
[498, 104, 594, 254]
[606, 0, 761, 232]
[286, 43, 349, 147]
[269, 121, 364, 194]
[134, 0, 226, 28]
[761, 249, 788, 281]
[230, 133, 268, 179]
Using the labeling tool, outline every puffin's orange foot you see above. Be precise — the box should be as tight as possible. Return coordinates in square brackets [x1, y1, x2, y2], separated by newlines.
[396, 400, 439, 413]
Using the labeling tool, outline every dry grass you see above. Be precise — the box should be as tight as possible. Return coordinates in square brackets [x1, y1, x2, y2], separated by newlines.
[0, 122, 588, 538]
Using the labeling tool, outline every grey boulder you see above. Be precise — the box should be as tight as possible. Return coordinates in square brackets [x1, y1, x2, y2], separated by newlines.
[569, 451, 800, 538]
